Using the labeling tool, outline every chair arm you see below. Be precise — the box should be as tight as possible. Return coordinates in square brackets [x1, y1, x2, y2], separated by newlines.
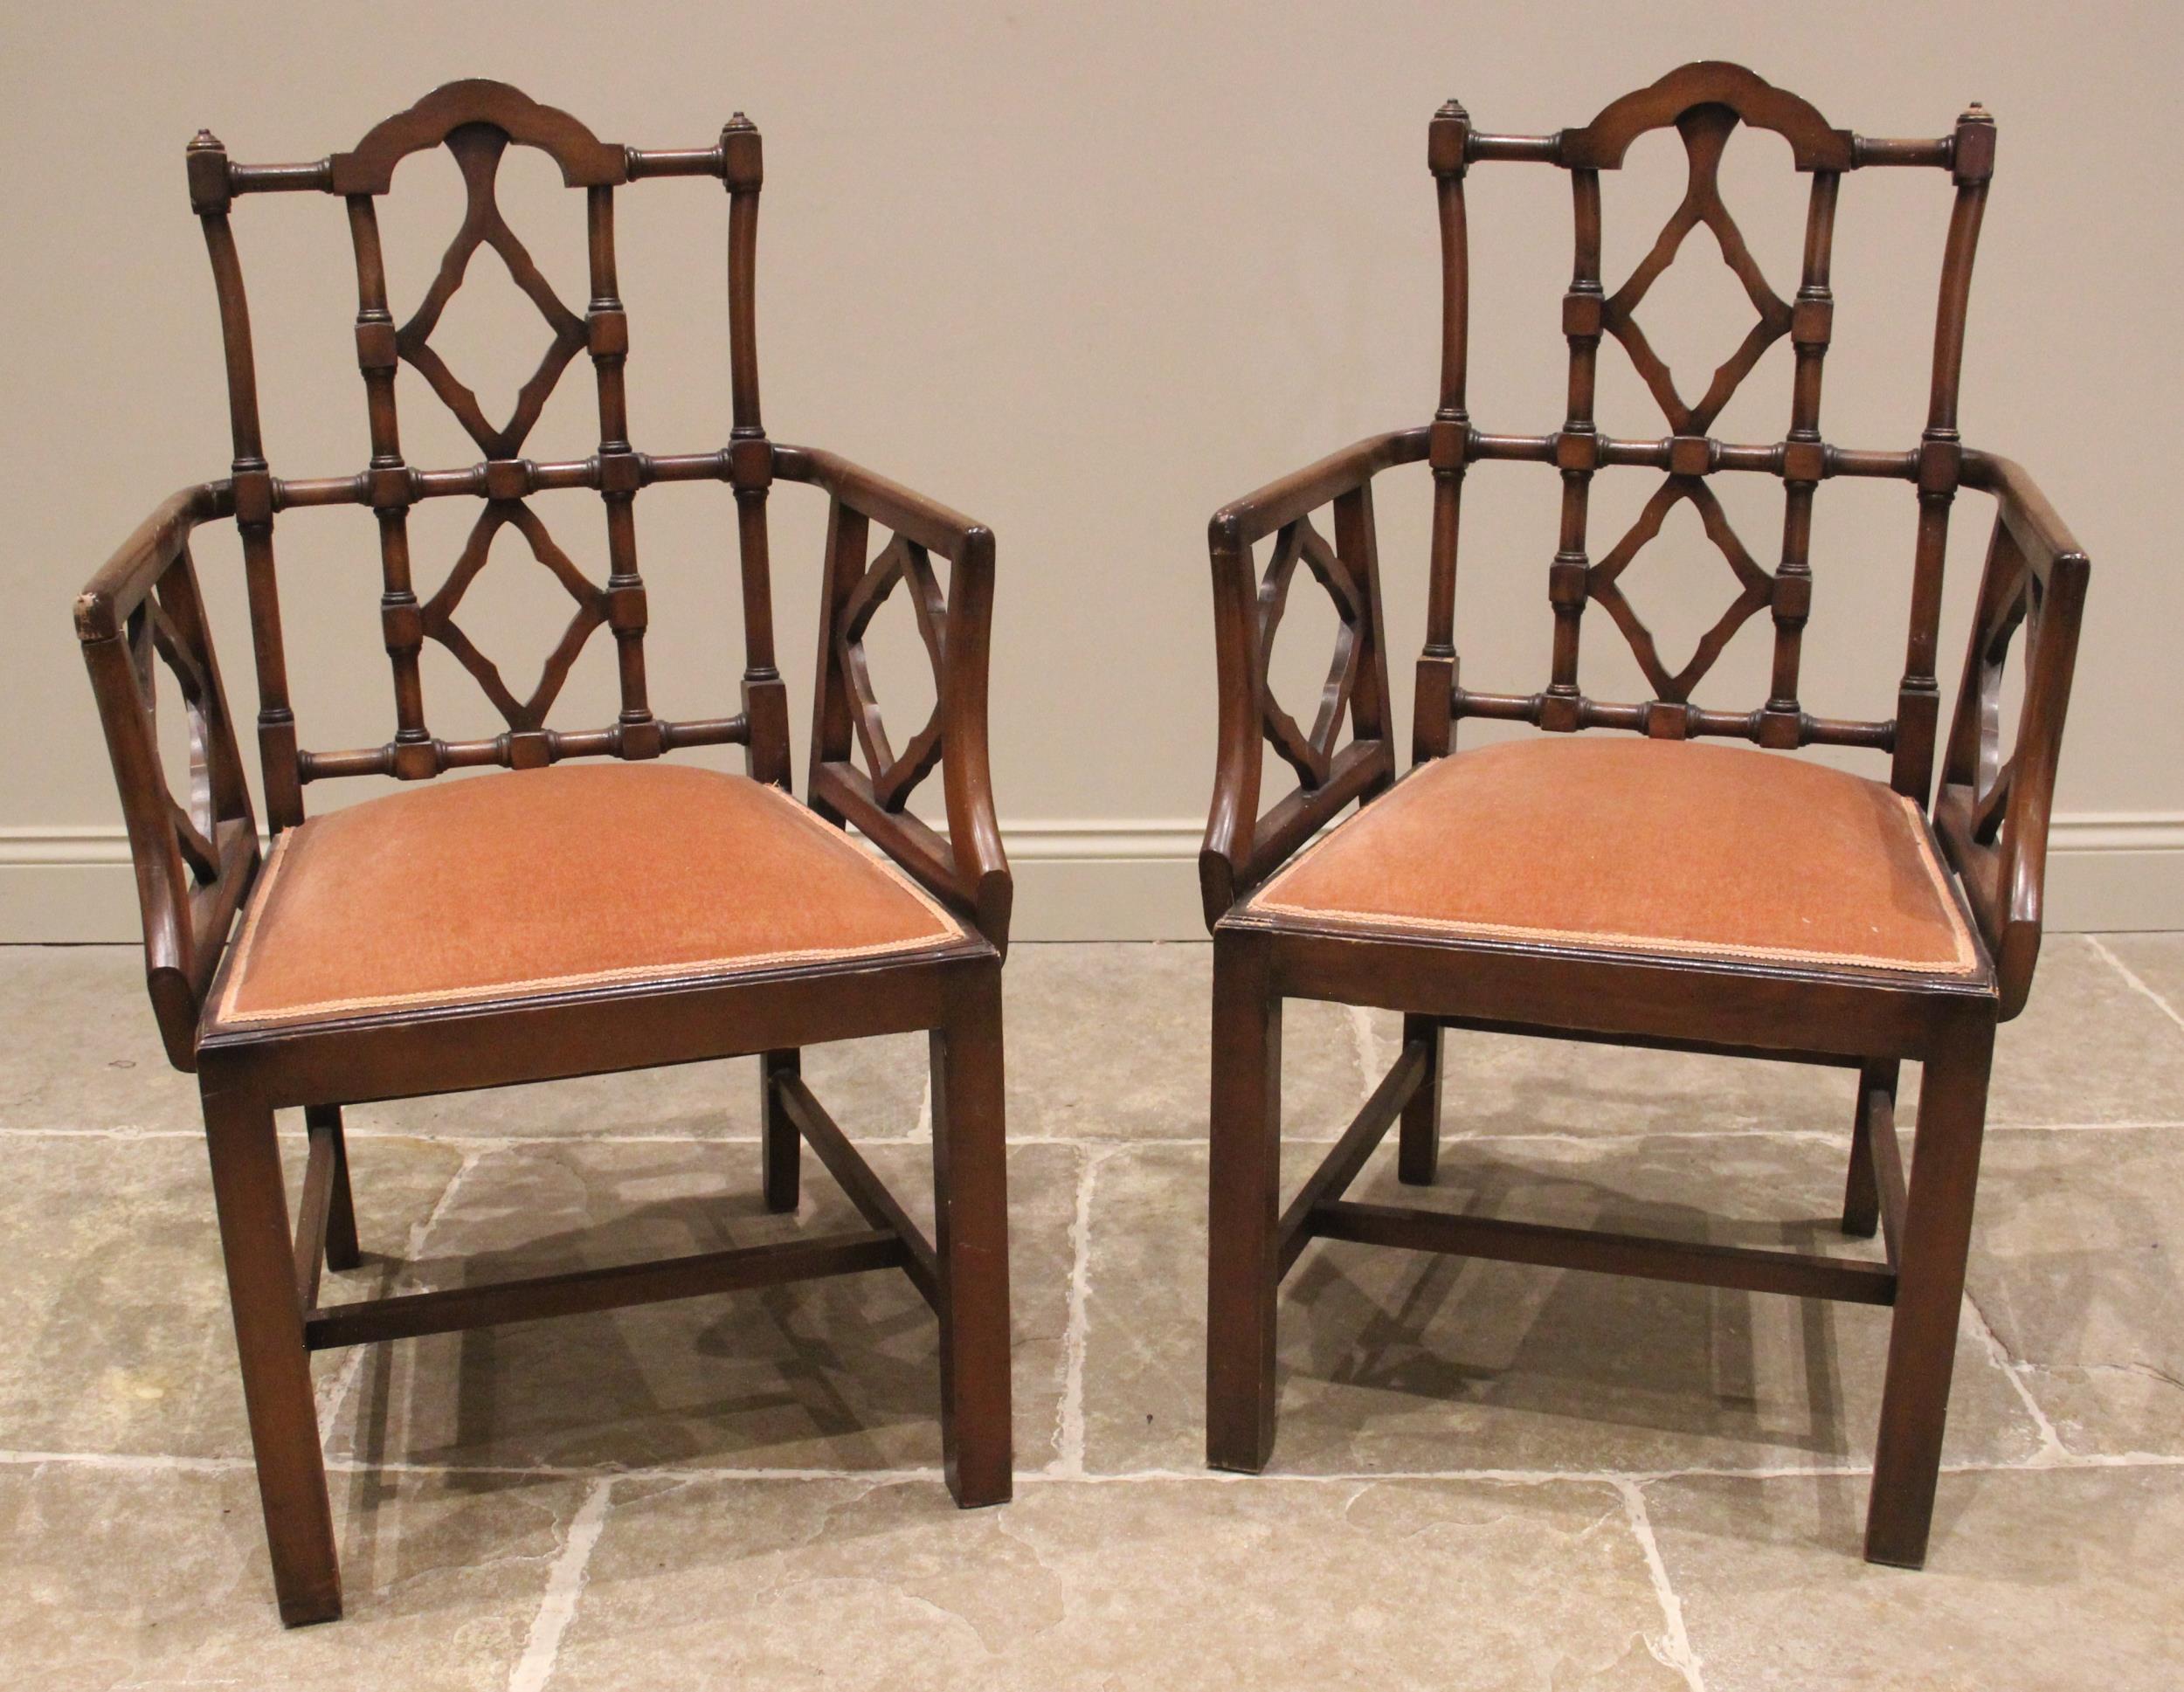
[1201, 428, 1428, 928]
[73, 483, 260, 1069]
[1209, 428, 1429, 550]
[777, 444, 1010, 950]
[1934, 451, 2092, 1019]
[773, 444, 987, 556]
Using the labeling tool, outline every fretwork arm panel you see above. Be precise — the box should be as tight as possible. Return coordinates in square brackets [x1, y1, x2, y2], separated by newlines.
[1416, 61, 1998, 803]
[183, 80, 786, 830]
[789, 445, 1011, 949]
[1933, 452, 2091, 1019]
[1199, 429, 1420, 924]
[73, 486, 259, 1069]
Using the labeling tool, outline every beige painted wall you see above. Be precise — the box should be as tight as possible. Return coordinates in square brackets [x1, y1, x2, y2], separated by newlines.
[4, 1, 2176, 940]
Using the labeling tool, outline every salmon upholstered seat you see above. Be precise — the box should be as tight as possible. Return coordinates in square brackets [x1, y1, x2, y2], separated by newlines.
[211, 763, 966, 1027]
[1244, 736, 1980, 977]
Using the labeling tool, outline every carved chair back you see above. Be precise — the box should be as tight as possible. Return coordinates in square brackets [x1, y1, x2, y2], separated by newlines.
[82, 81, 1013, 1064]
[184, 80, 789, 834]
[1411, 61, 1996, 802]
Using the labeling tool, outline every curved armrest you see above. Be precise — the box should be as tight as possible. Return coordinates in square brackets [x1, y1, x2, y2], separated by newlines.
[1209, 428, 1430, 550]
[777, 444, 1010, 950]
[73, 483, 260, 1069]
[1201, 428, 1428, 928]
[1934, 451, 2091, 1019]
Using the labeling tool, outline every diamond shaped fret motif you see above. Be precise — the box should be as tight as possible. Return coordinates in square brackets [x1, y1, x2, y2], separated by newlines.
[839, 533, 950, 811]
[1589, 479, 1773, 703]
[1969, 556, 2042, 844]
[390, 121, 612, 741]
[1589, 105, 1793, 705]
[127, 589, 223, 885]
[397, 122, 588, 460]
[1256, 515, 1362, 786]
[422, 502, 608, 733]
[1604, 105, 1794, 438]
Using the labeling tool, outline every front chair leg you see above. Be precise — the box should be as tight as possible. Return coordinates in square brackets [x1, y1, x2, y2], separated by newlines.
[761, 1049, 802, 1213]
[305, 1104, 361, 1271]
[1206, 931, 1282, 1473]
[1864, 1019, 1994, 1568]
[203, 1073, 342, 1626]
[1397, 1014, 1443, 1185]
[930, 963, 1012, 1506]
[1841, 1060, 1897, 1240]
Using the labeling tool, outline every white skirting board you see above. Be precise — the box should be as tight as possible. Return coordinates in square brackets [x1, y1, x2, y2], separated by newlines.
[3, 814, 2181, 943]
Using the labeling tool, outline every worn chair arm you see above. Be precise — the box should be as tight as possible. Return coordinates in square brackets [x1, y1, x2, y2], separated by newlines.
[1933, 450, 2091, 1019]
[73, 483, 260, 1069]
[1201, 428, 1427, 929]
[777, 443, 1011, 950]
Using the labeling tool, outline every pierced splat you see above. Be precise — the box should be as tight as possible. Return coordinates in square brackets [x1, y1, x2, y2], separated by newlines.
[1256, 515, 1363, 787]
[395, 124, 589, 460]
[1424, 66, 1920, 754]
[837, 532, 950, 812]
[1587, 476, 1776, 705]
[420, 502, 609, 733]
[180, 83, 790, 797]
[1602, 106, 1794, 437]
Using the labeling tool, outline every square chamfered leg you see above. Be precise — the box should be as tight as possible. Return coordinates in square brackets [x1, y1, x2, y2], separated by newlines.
[202, 1067, 341, 1626]
[761, 1047, 802, 1213]
[1841, 1060, 1898, 1240]
[1206, 929, 1283, 1473]
[929, 962, 1012, 1507]
[1864, 1015, 1994, 1568]
[1396, 1012, 1444, 1185]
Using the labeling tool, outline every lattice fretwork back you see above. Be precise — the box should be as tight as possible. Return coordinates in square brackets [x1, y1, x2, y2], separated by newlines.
[1415, 62, 1999, 805]
[184, 81, 784, 831]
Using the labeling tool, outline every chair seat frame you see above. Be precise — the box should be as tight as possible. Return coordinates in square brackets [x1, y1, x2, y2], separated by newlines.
[1200, 63, 2091, 1571]
[75, 81, 1013, 1627]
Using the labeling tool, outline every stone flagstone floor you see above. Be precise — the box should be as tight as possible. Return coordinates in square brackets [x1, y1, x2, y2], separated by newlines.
[2, 938, 2182, 1689]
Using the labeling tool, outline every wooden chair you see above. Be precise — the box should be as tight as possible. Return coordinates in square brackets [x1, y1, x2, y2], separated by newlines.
[1200, 63, 2090, 1567]
[73, 81, 1013, 1626]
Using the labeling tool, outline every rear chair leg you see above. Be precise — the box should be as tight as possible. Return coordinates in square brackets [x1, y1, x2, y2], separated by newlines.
[930, 965, 1012, 1506]
[761, 1049, 802, 1213]
[1206, 932, 1283, 1472]
[1865, 1020, 1994, 1568]
[306, 1104, 361, 1271]
[1841, 1060, 1897, 1240]
[1397, 1014, 1443, 1185]
[204, 1074, 342, 1626]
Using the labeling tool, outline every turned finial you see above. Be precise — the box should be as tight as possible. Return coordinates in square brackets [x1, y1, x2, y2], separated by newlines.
[185, 128, 230, 213]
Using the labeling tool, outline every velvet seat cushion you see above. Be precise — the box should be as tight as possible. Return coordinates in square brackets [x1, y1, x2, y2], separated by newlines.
[1246, 736, 1979, 976]
[212, 762, 965, 1026]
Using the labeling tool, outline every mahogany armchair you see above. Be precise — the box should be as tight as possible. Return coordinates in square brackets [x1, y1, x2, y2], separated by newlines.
[73, 82, 1013, 1626]
[1201, 63, 2090, 1568]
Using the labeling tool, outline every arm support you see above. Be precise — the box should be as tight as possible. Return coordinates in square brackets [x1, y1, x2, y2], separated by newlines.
[73, 483, 260, 1068]
[777, 444, 1011, 950]
[1934, 451, 2091, 1019]
[1201, 428, 1427, 928]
